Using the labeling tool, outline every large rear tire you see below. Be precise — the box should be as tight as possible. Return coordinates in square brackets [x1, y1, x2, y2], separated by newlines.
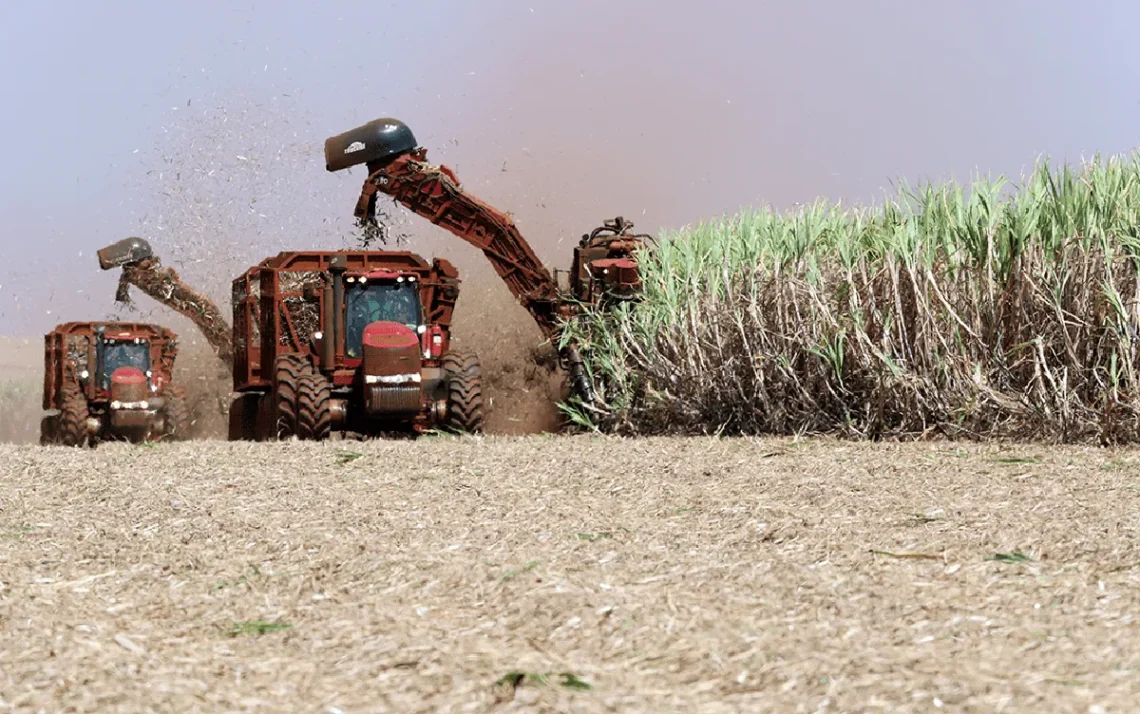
[57, 385, 90, 447]
[296, 373, 333, 441]
[442, 350, 485, 434]
[161, 386, 192, 441]
[274, 354, 313, 440]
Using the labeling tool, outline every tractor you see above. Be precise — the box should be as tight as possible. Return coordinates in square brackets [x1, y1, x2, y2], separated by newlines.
[40, 321, 191, 446]
[227, 249, 483, 440]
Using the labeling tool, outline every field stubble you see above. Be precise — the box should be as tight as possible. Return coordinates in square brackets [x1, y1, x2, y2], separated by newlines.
[1, 436, 1138, 712]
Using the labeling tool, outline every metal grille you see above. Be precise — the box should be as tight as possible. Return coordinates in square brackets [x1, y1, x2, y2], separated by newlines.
[367, 385, 421, 414]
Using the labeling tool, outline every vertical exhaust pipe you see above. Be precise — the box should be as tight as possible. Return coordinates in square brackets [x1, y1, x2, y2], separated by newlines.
[321, 284, 335, 372]
[93, 325, 105, 399]
[329, 255, 347, 360]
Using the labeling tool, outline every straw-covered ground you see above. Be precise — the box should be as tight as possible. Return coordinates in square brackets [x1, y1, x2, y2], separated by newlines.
[2, 436, 1138, 712]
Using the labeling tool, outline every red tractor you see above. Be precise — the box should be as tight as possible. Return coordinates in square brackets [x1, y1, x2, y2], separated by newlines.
[40, 321, 191, 446]
[226, 250, 483, 441]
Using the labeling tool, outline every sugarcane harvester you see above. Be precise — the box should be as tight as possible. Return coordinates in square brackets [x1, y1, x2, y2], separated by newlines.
[324, 118, 654, 403]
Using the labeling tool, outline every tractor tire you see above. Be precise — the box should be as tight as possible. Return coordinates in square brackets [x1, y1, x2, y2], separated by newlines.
[274, 354, 313, 440]
[39, 415, 58, 445]
[162, 386, 192, 440]
[296, 372, 333, 441]
[228, 393, 261, 441]
[442, 350, 486, 434]
[57, 385, 90, 447]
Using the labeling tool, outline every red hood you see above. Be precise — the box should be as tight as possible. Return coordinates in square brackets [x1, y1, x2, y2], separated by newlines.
[109, 366, 148, 403]
[362, 321, 418, 349]
[110, 366, 147, 385]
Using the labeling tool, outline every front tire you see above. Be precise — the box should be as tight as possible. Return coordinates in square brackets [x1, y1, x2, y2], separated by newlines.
[161, 386, 192, 440]
[57, 385, 90, 447]
[442, 350, 486, 434]
[274, 354, 313, 440]
[296, 373, 333, 441]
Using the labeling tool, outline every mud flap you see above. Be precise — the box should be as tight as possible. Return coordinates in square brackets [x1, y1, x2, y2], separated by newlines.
[228, 392, 262, 441]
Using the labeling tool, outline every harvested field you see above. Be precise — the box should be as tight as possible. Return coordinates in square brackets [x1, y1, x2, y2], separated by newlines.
[2, 437, 1139, 712]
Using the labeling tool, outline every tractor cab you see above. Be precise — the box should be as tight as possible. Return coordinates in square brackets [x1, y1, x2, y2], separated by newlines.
[96, 332, 153, 391]
[92, 330, 159, 419]
[343, 270, 424, 359]
[341, 270, 431, 420]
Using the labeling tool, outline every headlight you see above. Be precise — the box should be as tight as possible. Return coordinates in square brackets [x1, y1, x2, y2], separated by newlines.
[313, 331, 324, 341]
[364, 372, 421, 385]
[79, 370, 89, 380]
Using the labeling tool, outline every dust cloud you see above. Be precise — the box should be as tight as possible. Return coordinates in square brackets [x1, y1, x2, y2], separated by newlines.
[0, 336, 42, 444]
[112, 92, 570, 435]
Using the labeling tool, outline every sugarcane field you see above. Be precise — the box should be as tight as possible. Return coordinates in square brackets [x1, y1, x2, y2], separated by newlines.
[2, 3, 1140, 712]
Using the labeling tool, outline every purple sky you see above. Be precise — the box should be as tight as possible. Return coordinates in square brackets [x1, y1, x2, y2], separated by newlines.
[3, 1, 1140, 336]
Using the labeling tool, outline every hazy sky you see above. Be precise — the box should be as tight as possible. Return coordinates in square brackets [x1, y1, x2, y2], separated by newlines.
[3, 1, 1140, 336]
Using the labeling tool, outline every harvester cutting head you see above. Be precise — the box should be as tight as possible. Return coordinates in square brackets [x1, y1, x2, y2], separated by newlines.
[573, 217, 656, 304]
[324, 118, 419, 173]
